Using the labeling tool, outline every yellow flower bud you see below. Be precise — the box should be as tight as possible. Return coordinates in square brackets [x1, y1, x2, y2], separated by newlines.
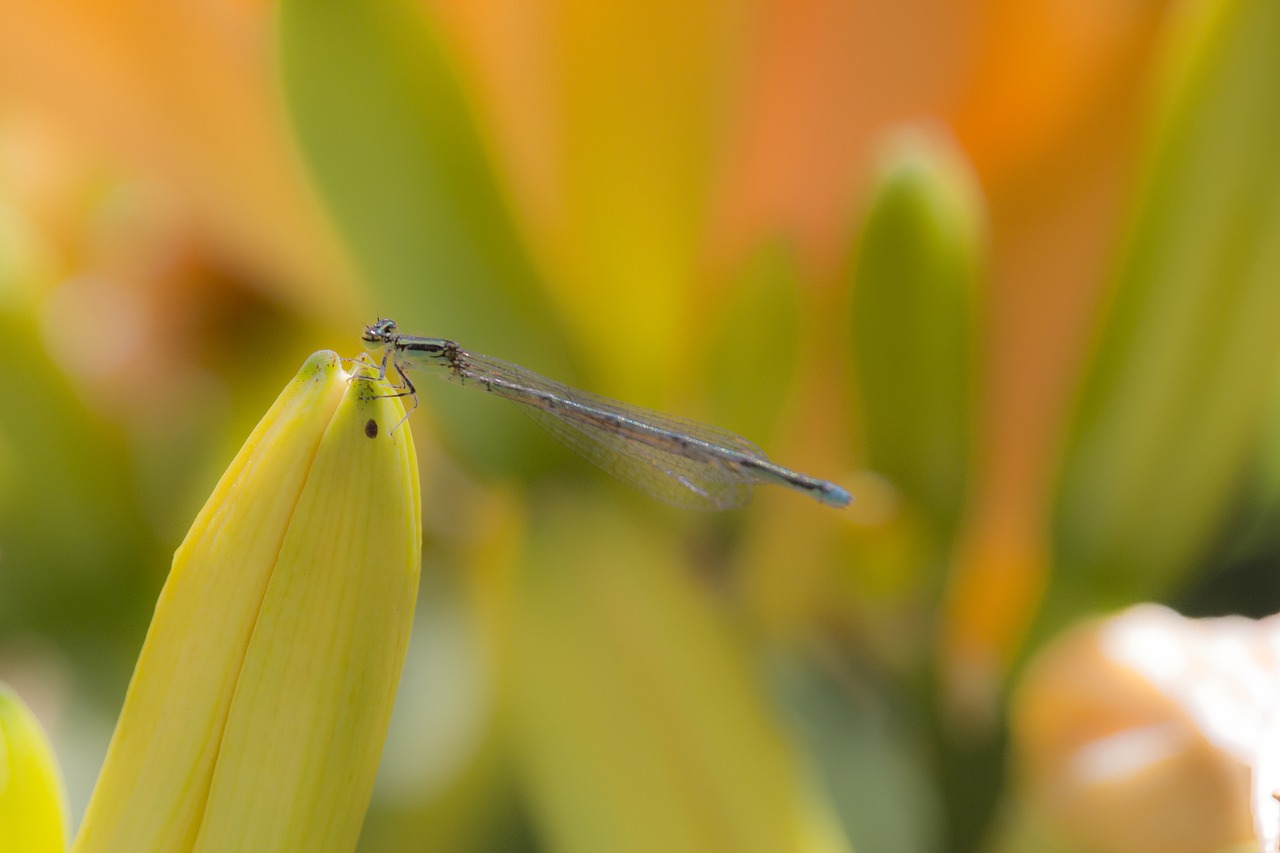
[0, 683, 69, 853]
[75, 351, 421, 852]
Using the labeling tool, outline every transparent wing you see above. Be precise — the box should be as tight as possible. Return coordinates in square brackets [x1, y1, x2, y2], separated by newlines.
[519, 404, 754, 510]
[449, 352, 771, 510]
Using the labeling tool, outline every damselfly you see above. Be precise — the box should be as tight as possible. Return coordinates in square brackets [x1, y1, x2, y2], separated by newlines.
[362, 318, 851, 510]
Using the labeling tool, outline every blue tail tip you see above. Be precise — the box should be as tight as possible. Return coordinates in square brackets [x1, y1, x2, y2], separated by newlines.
[821, 483, 853, 508]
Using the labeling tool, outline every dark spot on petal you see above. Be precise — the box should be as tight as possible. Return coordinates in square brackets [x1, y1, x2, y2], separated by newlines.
[365, 418, 378, 439]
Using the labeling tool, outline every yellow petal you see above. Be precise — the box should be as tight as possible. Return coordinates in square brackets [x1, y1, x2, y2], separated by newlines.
[74, 350, 421, 852]
[0, 683, 69, 853]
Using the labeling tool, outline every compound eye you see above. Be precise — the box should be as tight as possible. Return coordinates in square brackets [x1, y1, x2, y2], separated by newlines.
[363, 319, 397, 342]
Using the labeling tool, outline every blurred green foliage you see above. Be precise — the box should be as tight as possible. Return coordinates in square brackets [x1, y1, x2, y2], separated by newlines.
[704, 243, 803, 445]
[0, 304, 159, 689]
[849, 130, 984, 545]
[277, 0, 575, 478]
[1053, 0, 1280, 606]
[506, 500, 852, 853]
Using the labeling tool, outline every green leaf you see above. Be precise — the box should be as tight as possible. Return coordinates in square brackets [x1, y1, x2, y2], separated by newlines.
[276, 0, 575, 476]
[1053, 0, 1280, 600]
[703, 241, 802, 444]
[0, 304, 157, 665]
[848, 128, 985, 538]
[769, 658, 941, 853]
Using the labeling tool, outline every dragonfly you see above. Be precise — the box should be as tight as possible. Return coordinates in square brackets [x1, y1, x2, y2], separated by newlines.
[361, 318, 851, 511]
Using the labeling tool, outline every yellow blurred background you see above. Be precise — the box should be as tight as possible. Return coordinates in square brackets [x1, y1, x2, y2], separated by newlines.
[3, 0, 1280, 850]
